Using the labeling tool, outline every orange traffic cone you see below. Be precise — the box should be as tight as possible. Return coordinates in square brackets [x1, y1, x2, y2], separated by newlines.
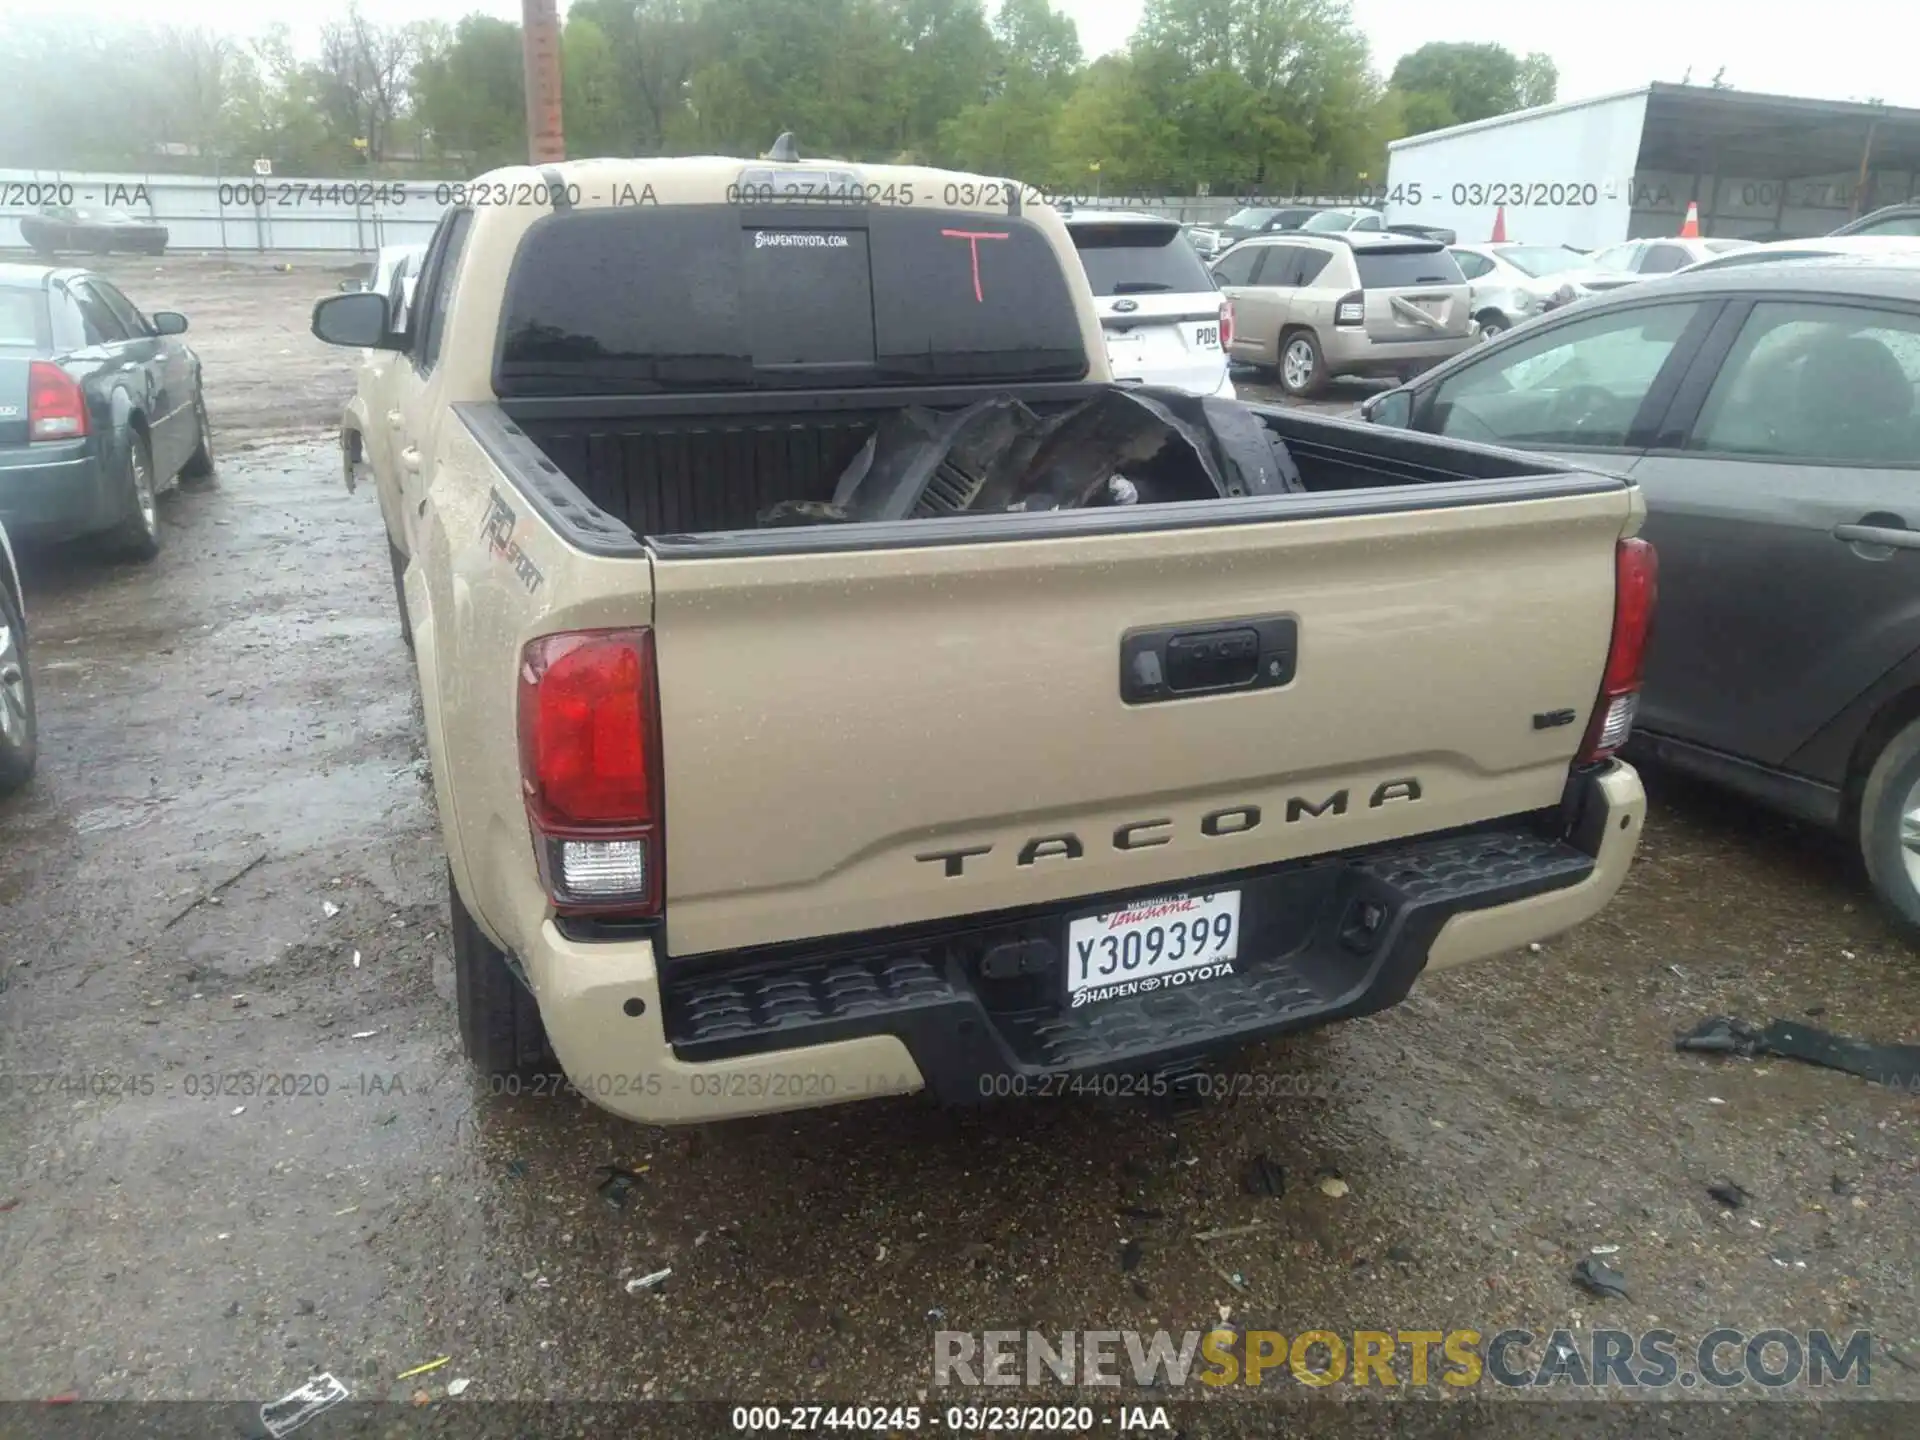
[1679, 201, 1701, 238]
[1489, 205, 1507, 242]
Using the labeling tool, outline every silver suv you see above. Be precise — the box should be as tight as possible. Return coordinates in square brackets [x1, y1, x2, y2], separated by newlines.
[1212, 233, 1473, 397]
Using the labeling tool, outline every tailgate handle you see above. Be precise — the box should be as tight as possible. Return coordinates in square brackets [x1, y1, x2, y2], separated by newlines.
[1167, 629, 1260, 690]
[1121, 616, 1296, 704]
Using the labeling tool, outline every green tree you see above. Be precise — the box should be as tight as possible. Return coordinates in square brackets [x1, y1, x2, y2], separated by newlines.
[939, 0, 1082, 178]
[993, 0, 1082, 84]
[1388, 40, 1544, 132]
[561, 15, 626, 156]
[224, 26, 336, 173]
[1516, 51, 1558, 108]
[413, 15, 526, 169]
[892, 0, 997, 155]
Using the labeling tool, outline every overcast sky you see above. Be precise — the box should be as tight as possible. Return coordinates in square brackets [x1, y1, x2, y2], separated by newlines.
[14, 0, 1914, 111]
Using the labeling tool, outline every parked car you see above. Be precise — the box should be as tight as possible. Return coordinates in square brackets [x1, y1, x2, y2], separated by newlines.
[19, 206, 168, 258]
[339, 243, 429, 332]
[1674, 234, 1920, 274]
[1212, 232, 1473, 396]
[1356, 259, 1920, 938]
[0, 518, 33, 797]
[1449, 243, 1607, 338]
[0, 263, 211, 560]
[309, 152, 1648, 1124]
[1831, 202, 1920, 238]
[1186, 205, 1325, 258]
[1299, 206, 1386, 234]
[1387, 222, 1458, 245]
[1574, 236, 1759, 292]
[1064, 210, 1233, 398]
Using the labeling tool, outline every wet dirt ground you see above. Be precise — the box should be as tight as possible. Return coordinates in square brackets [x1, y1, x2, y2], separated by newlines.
[0, 257, 1915, 1436]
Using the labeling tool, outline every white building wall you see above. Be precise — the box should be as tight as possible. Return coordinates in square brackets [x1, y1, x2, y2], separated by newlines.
[1383, 90, 1652, 249]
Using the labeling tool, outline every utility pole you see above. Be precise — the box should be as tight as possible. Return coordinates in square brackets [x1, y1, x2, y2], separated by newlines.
[522, 0, 565, 163]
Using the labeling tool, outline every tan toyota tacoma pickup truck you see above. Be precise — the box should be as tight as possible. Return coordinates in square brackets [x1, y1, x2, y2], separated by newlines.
[315, 153, 1652, 1125]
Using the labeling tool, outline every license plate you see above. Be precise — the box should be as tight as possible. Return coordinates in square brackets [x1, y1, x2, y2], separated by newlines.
[1194, 324, 1220, 348]
[1066, 890, 1240, 1008]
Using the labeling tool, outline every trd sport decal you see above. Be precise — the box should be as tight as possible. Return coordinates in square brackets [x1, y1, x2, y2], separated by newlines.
[480, 488, 546, 595]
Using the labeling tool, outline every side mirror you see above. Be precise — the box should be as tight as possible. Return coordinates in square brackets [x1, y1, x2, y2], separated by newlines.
[1360, 387, 1414, 428]
[150, 311, 188, 336]
[311, 292, 399, 350]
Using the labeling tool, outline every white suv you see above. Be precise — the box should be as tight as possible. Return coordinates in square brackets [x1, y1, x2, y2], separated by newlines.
[1065, 211, 1234, 398]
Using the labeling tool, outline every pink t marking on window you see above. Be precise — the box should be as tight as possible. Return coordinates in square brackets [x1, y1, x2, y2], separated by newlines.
[940, 228, 1010, 302]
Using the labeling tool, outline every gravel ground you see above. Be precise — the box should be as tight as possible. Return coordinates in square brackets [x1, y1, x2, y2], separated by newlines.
[0, 255, 1914, 1437]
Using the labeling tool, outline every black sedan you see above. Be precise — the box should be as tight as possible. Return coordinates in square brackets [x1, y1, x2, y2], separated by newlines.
[1356, 258, 1920, 939]
[0, 263, 212, 560]
[20, 205, 169, 257]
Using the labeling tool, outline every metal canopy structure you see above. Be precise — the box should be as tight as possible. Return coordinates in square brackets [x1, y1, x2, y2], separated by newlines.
[1635, 83, 1920, 217]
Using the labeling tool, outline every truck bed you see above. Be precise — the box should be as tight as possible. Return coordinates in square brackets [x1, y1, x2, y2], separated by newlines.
[463, 386, 1597, 552]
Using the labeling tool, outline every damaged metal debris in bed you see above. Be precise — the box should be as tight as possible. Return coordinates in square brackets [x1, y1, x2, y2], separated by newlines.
[757, 387, 1306, 527]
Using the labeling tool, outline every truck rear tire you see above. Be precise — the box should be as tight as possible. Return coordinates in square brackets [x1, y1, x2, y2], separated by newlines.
[1858, 717, 1920, 946]
[450, 869, 556, 1077]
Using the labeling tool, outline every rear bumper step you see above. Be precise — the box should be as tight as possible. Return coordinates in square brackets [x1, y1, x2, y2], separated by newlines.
[661, 824, 1593, 1105]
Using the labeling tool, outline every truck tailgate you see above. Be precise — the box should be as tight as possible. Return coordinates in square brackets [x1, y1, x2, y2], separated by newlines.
[651, 486, 1631, 956]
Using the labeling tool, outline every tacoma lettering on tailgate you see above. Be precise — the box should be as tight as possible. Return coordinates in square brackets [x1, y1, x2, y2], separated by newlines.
[915, 779, 1423, 877]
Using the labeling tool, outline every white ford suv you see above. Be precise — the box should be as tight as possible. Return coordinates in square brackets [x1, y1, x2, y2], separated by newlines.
[1064, 210, 1234, 398]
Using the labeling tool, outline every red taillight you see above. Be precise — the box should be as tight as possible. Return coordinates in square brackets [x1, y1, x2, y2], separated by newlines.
[1577, 537, 1658, 764]
[1219, 299, 1234, 349]
[517, 628, 661, 912]
[28, 361, 88, 441]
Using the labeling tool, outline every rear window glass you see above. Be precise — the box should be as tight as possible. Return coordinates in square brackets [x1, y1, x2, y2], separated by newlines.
[1070, 224, 1215, 296]
[496, 205, 1088, 395]
[1355, 248, 1464, 288]
[0, 286, 49, 348]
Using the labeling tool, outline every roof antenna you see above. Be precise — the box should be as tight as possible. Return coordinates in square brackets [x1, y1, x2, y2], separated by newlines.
[768, 131, 800, 162]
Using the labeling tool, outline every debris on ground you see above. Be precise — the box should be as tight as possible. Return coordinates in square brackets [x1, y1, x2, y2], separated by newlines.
[162, 851, 268, 930]
[446, 1378, 471, 1397]
[1708, 1180, 1751, 1209]
[594, 1164, 646, 1209]
[1243, 1153, 1285, 1198]
[1572, 1257, 1630, 1301]
[1675, 1015, 1920, 1089]
[1590, 1244, 1621, 1255]
[1194, 1221, 1271, 1243]
[1119, 1239, 1143, 1273]
[624, 1268, 672, 1294]
[1318, 1176, 1350, 1199]
[322, 901, 341, 919]
[394, 1357, 450, 1381]
[260, 1373, 349, 1438]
